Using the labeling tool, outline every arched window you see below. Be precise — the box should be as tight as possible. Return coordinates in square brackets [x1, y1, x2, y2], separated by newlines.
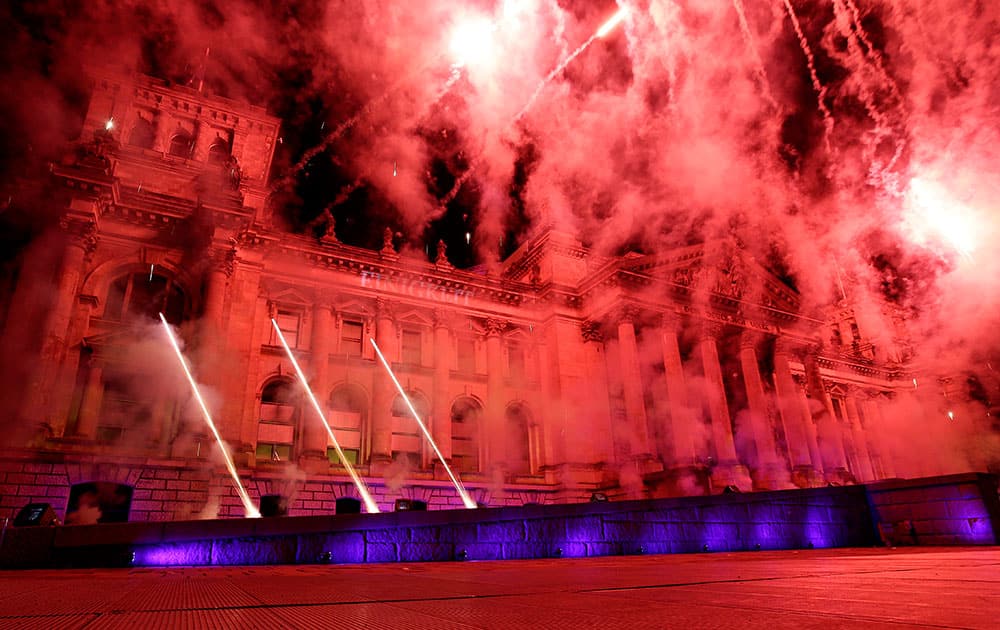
[168, 133, 194, 158]
[129, 116, 155, 150]
[328, 384, 367, 466]
[391, 390, 429, 468]
[256, 378, 298, 463]
[103, 271, 188, 325]
[505, 402, 532, 475]
[208, 139, 230, 165]
[451, 396, 481, 472]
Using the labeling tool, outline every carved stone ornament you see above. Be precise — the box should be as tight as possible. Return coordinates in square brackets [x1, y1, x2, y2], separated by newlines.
[60, 217, 99, 256]
[432, 308, 454, 329]
[484, 318, 507, 337]
[319, 208, 338, 243]
[618, 304, 640, 325]
[699, 320, 725, 341]
[660, 311, 683, 331]
[381, 227, 396, 254]
[740, 330, 764, 350]
[213, 246, 237, 277]
[581, 320, 603, 343]
[375, 297, 396, 320]
[435, 239, 450, 266]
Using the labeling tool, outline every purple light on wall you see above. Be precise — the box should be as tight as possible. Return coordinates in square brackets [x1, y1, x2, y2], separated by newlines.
[133, 542, 211, 567]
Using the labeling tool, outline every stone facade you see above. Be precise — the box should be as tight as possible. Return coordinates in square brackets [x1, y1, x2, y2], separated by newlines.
[0, 73, 966, 522]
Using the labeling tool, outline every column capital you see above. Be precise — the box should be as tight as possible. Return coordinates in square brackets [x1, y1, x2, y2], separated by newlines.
[484, 317, 507, 338]
[313, 290, 337, 310]
[581, 320, 604, 343]
[699, 320, 725, 341]
[774, 336, 805, 357]
[432, 308, 455, 330]
[660, 311, 684, 331]
[739, 330, 764, 350]
[59, 216, 99, 255]
[210, 246, 236, 277]
[374, 297, 396, 320]
[617, 304, 641, 325]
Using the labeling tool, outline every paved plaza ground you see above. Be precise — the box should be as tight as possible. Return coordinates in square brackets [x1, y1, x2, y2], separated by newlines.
[0, 547, 996, 628]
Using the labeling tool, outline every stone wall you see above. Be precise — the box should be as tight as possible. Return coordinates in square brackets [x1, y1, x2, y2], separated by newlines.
[866, 473, 1000, 546]
[2, 485, 876, 568]
[0, 453, 553, 523]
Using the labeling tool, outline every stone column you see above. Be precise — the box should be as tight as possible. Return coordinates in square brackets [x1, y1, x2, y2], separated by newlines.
[75, 357, 104, 440]
[484, 318, 506, 473]
[432, 310, 454, 470]
[862, 396, 896, 478]
[803, 353, 849, 482]
[617, 308, 653, 459]
[738, 331, 789, 489]
[660, 314, 704, 494]
[369, 298, 396, 463]
[50, 294, 99, 435]
[660, 315, 697, 466]
[200, 246, 237, 444]
[203, 254, 231, 329]
[21, 217, 98, 434]
[699, 322, 751, 491]
[772, 340, 818, 486]
[300, 299, 333, 465]
[795, 376, 825, 479]
[845, 391, 875, 482]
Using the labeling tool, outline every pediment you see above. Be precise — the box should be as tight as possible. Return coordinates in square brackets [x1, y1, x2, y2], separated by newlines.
[269, 287, 312, 306]
[620, 241, 800, 314]
[334, 297, 374, 318]
[395, 308, 433, 327]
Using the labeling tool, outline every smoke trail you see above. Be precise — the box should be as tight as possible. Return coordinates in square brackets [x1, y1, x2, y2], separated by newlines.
[732, 0, 779, 111]
[780, 0, 835, 156]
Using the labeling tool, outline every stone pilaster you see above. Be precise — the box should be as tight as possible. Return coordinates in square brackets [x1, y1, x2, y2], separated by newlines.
[484, 317, 506, 474]
[300, 298, 334, 467]
[370, 298, 396, 463]
[432, 309, 454, 471]
[21, 217, 98, 435]
[74, 355, 104, 440]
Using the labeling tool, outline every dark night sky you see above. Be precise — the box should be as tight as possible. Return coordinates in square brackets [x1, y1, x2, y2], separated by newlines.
[0, 1, 998, 368]
[0, 0, 843, 267]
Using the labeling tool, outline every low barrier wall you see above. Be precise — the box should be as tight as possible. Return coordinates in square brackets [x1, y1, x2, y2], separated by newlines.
[1, 473, 995, 569]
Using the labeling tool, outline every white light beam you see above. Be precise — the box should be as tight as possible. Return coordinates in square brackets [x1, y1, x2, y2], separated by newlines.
[370, 338, 477, 509]
[271, 319, 380, 513]
[159, 313, 260, 518]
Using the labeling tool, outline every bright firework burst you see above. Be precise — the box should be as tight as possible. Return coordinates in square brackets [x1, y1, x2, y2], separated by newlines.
[902, 177, 979, 263]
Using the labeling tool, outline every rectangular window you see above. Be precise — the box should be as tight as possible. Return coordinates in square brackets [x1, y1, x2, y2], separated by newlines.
[457, 339, 475, 374]
[327, 448, 359, 466]
[256, 443, 292, 462]
[340, 319, 363, 357]
[401, 329, 422, 365]
[271, 310, 300, 347]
